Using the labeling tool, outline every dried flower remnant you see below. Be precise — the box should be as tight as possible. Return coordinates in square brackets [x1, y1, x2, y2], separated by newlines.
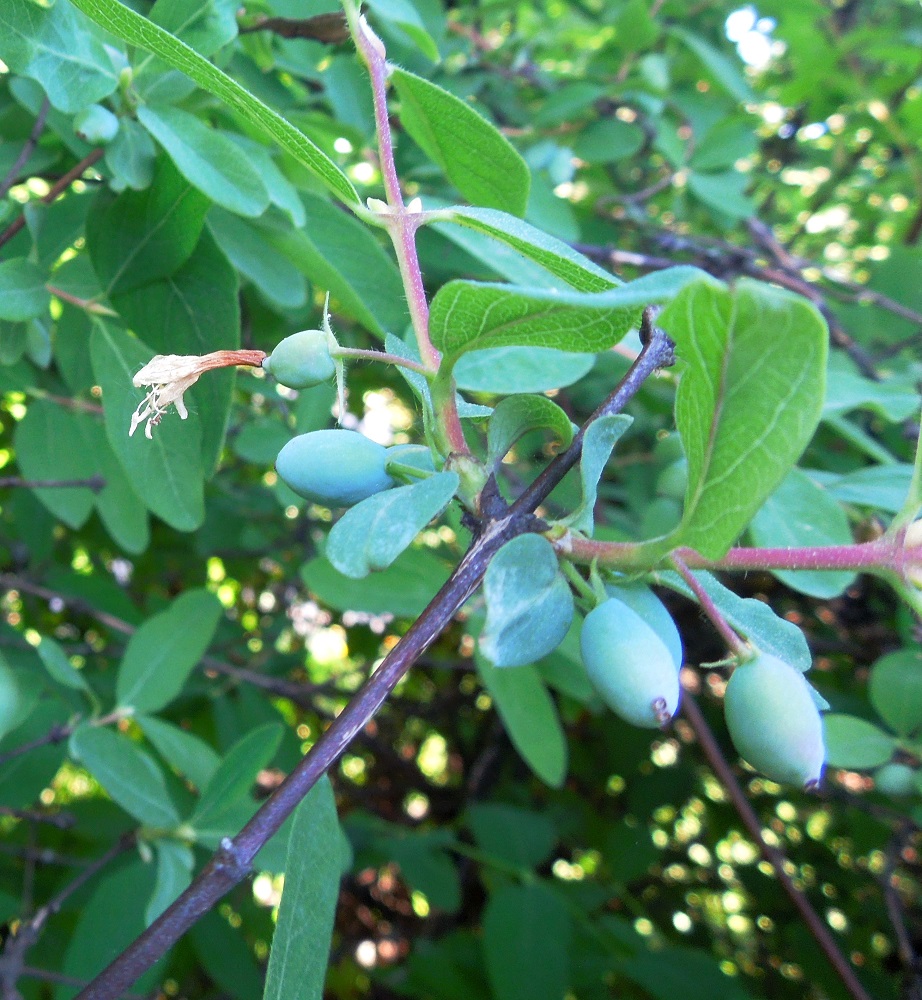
[129, 349, 266, 439]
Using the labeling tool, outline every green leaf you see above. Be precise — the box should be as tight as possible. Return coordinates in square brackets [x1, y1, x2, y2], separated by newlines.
[0, 0, 119, 113]
[62, 862, 164, 999]
[70, 0, 359, 205]
[137, 105, 270, 217]
[207, 209, 307, 310]
[149, 0, 237, 56]
[105, 117, 158, 191]
[482, 883, 571, 1000]
[620, 945, 751, 1000]
[90, 320, 206, 531]
[824, 714, 896, 769]
[749, 468, 856, 599]
[476, 651, 567, 787]
[387, 835, 460, 912]
[191, 722, 283, 838]
[146, 840, 194, 925]
[432, 206, 618, 292]
[13, 400, 98, 528]
[70, 724, 181, 828]
[466, 803, 556, 870]
[326, 472, 459, 579]
[687, 170, 754, 220]
[116, 590, 222, 713]
[455, 347, 595, 393]
[670, 27, 755, 103]
[138, 714, 220, 790]
[263, 195, 407, 338]
[824, 358, 920, 423]
[486, 395, 574, 469]
[366, 0, 439, 61]
[264, 777, 344, 1000]
[391, 67, 530, 216]
[563, 414, 633, 534]
[0, 260, 49, 322]
[91, 423, 151, 554]
[658, 570, 812, 671]
[661, 279, 828, 559]
[574, 118, 645, 163]
[110, 227, 240, 475]
[0, 699, 69, 809]
[430, 266, 708, 363]
[0, 657, 23, 743]
[869, 648, 922, 739]
[301, 546, 452, 618]
[480, 534, 574, 668]
[37, 636, 90, 693]
[87, 156, 210, 296]
[191, 912, 267, 1000]
[826, 463, 916, 514]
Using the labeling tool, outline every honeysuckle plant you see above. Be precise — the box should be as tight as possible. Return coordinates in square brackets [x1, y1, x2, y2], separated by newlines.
[1, 1, 920, 999]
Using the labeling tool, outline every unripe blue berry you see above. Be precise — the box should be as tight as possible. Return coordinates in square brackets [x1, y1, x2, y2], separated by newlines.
[264, 330, 335, 389]
[580, 598, 681, 728]
[276, 429, 393, 507]
[724, 653, 825, 789]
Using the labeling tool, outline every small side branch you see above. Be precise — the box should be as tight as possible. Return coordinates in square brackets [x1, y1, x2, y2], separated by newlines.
[681, 692, 874, 1000]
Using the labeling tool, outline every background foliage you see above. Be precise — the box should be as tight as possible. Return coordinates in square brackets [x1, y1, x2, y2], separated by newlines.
[0, 0, 921, 998]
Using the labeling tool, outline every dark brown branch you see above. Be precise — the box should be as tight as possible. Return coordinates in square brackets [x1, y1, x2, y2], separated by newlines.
[0, 97, 50, 201]
[681, 690, 874, 1000]
[238, 12, 349, 43]
[73, 321, 677, 1000]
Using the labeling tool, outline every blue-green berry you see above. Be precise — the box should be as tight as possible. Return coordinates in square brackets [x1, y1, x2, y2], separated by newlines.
[276, 429, 393, 507]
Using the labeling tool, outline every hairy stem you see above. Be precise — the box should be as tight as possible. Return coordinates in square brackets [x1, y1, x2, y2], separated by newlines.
[330, 346, 434, 377]
[345, 5, 469, 455]
[671, 553, 747, 657]
[559, 536, 905, 574]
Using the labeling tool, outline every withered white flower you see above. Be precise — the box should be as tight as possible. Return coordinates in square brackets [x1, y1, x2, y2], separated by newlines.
[129, 349, 266, 439]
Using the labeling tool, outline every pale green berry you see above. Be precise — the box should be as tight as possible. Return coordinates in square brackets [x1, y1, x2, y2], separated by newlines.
[581, 598, 681, 728]
[604, 583, 682, 670]
[724, 653, 825, 789]
[264, 330, 335, 389]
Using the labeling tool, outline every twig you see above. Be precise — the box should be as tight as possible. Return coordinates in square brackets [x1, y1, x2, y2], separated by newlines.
[0, 806, 75, 829]
[3, 571, 341, 706]
[0, 723, 74, 769]
[72, 316, 676, 1000]
[0, 834, 135, 999]
[0, 148, 105, 252]
[881, 823, 918, 975]
[238, 12, 349, 43]
[0, 476, 106, 492]
[681, 691, 874, 1000]
[0, 98, 50, 200]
